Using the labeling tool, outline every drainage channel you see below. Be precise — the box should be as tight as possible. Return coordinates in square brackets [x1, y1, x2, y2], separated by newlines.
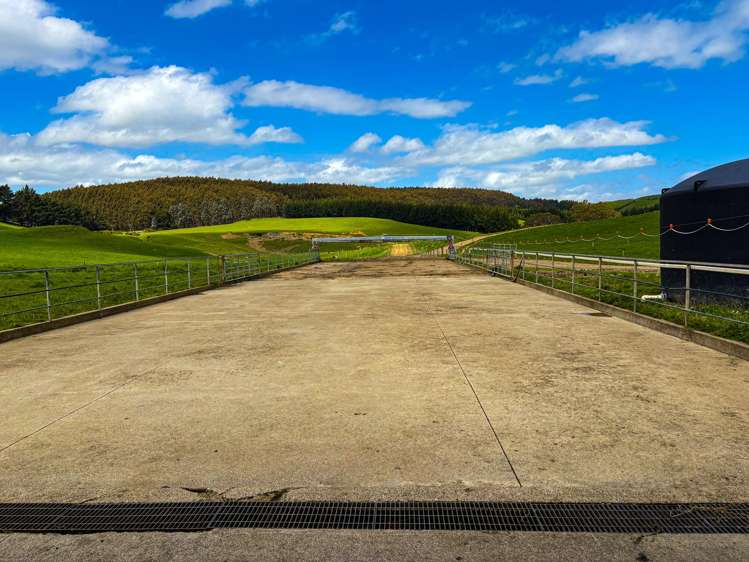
[1, 502, 747, 534]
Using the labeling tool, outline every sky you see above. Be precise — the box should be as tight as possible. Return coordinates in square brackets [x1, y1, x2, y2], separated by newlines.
[0, 0, 748, 201]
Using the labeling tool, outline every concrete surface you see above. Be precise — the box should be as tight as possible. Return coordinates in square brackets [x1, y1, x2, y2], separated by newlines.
[2, 529, 749, 562]
[1, 258, 747, 559]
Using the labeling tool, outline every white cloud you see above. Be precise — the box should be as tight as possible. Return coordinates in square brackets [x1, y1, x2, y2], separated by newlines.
[91, 56, 135, 75]
[433, 153, 656, 195]
[165, 0, 231, 18]
[514, 69, 563, 86]
[555, 0, 749, 69]
[36, 66, 300, 148]
[0, 0, 109, 73]
[403, 119, 667, 167]
[243, 80, 471, 118]
[306, 10, 360, 43]
[571, 92, 599, 102]
[308, 158, 403, 184]
[497, 61, 516, 73]
[329, 11, 359, 34]
[349, 132, 382, 152]
[0, 132, 401, 188]
[381, 135, 425, 154]
[569, 76, 588, 88]
[482, 11, 536, 33]
[247, 125, 302, 145]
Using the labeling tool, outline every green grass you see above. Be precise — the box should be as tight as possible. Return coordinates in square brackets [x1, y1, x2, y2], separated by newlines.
[600, 194, 659, 213]
[0, 222, 23, 230]
[0, 217, 476, 331]
[147, 217, 477, 238]
[477, 211, 661, 259]
[0, 217, 476, 271]
[618, 195, 660, 214]
[0, 226, 198, 270]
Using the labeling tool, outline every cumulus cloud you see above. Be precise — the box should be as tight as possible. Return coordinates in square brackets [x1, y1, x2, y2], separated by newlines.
[349, 132, 382, 152]
[381, 135, 425, 154]
[555, 0, 749, 69]
[243, 80, 471, 118]
[571, 92, 599, 102]
[403, 119, 667, 167]
[0, 132, 401, 188]
[0, 0, 109, 73]
[36, 66, 300, 148]
[433, 153, 656, 195]
[514, 69, 563, 86]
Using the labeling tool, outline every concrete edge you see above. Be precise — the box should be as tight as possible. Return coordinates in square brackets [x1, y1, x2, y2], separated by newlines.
[0, 260, 318, 345]
[507, 275, 749, 362]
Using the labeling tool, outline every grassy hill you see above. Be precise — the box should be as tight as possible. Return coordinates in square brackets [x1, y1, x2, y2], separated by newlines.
[476, 211, 661, 259]
[0, 218, 476, 270]
[0, 222, 22, 230]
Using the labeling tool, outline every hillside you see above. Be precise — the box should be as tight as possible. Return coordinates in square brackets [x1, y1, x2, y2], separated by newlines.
[44, 177, 573, 233]
[477, 211, 661, 259]
[602, 194, 660, 215]
[0, 218, 476, 270]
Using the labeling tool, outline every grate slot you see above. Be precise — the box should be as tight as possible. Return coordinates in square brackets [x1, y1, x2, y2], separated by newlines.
[0, 501, 746, 534]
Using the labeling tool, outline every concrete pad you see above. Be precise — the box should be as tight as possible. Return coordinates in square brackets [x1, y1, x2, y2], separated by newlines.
[0, 258, 746, 506]
[2, 529, 749, 561]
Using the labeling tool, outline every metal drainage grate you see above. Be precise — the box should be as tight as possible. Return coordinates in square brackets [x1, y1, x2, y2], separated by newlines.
[0, 502, 747, 534]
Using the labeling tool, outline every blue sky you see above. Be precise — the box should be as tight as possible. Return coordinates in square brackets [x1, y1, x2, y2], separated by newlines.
[1, 0, 748, 200]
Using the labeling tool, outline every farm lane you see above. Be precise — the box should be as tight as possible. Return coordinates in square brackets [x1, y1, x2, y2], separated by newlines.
[0, 258, 746, 505]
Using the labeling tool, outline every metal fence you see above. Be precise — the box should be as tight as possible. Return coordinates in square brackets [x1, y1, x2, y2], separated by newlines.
[456, 245, 749, 345]
[0, 251, 319, 333]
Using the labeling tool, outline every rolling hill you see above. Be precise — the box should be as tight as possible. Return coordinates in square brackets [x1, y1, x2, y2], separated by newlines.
[476, 211, 661, 259]
[0, 218, 476, 270]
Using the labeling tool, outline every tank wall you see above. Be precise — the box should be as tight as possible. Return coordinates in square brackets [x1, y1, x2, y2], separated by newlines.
[660, 188, 749, 264]
[660, 186, 749, 302]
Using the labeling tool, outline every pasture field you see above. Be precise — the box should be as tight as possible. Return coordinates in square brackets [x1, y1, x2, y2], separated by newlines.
[0, 218, 475, 270]
[476, 211, 661, 259]
[0, 218, 475, 331]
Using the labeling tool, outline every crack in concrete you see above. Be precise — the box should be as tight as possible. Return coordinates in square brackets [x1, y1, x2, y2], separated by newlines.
[178, 486, 300, 502]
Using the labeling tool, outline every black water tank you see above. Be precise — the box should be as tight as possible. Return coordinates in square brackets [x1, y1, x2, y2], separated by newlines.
[660, 158, 749, 301]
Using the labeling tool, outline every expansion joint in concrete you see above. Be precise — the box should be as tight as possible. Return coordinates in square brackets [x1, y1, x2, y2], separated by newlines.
[424, 299, 523, 488]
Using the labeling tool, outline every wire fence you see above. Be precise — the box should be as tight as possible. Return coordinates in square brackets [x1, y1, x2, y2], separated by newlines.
[456, 245, 749, 345]
[0, 251, 319, 333]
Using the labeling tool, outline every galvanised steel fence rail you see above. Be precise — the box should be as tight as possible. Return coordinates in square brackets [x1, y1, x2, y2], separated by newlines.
[0, 251, 319, 333]
[456, 245, 749, 345]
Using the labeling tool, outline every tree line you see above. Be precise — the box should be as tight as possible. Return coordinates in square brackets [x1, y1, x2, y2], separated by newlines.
[0, 177, 652, 233]
[0, 185, 100, 229]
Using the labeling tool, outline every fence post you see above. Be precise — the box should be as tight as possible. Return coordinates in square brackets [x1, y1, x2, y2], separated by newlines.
[684, 265, 691, 327]
[522, 251, 526, 280]
[95, 265, 102, 310]
[506, 250, 512, 278]
[633, 260, 638, 312]
[206, 257, 211, 287]
[551, 253, 555, 289]
[44, 270, 52, 322]
[134, 263, 140, 301]
[187, 261, 192, 290]
[571, 255, 576, 294]
[535, 252, 539, 284]
[163, 260, 170, 294]
[219, 255, 226, 285]
[597, 257, 602, 301]
[247, 255, 251, 278]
